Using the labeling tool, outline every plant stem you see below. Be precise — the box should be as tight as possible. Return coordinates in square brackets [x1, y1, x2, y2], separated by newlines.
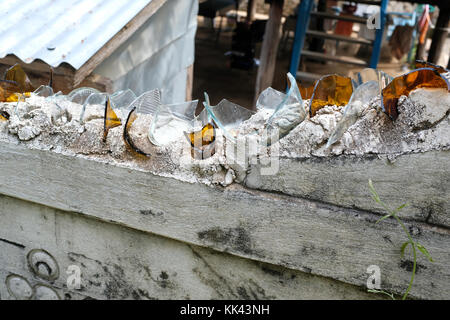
[393, 214, 416, 300]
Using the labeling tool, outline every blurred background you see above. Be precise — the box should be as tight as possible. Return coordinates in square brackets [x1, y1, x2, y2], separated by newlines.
[194, 0, 450, 108]
[0, 0, 448, 109]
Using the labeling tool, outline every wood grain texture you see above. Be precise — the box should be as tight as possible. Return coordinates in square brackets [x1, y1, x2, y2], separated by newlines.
[0, 195, 382, 300]
[0, 142, 449, 299]
[254, 0, 284, 106]
[245, 152, 450, 227]
[185, 64, 194, 102]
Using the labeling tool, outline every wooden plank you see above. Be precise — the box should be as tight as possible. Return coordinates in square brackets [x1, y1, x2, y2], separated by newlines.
[427, 5, 450, 65]
[246, 0, 257, 23]
[245, 152, 450, 227]
[296, 71, 322, 82]
[254, 0, 284, 108]
[350, 0, 381, 4]
[0, 195, 381, 300]
[0, 142, 449, 299]
[302, 50, 368, 66]
[73, 0, 168, 86]
[306, 30, 373, 45]
[185, 64, 194, 102]
[310, 12, 367, 24]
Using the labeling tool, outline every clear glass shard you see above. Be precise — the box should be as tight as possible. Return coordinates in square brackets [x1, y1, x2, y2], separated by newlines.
[256, 87, 287, 111]
[131, 89, 162, 115]
[68, 87, 101, 105]
[203, 92, 255, 142]
[148, 100, 199, 146]
[79, 92, 107, 123]
[261, 73, 307, 145]
[354, 68, 380, 87]
[33, 85, 54, 97]
[327, 80, 380, 148]
[110, 89, 137, 110]
[379, 71, 394, 91]
[352, 68, 393, 96]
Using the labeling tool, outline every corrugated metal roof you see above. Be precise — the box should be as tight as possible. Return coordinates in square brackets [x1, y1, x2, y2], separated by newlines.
[0, 0, 153, 69]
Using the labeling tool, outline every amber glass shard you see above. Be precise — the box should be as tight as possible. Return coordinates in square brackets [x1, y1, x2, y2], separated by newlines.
[0, 110, 10, 121]
[309, 75, 353, 117]
[6, 92, 31, 102]
[415, 60, 448, 74]
[185, 123, 216, 159]
[4, 64, 34, 92]
[148, 100, 199, 146]
[382, 68, 450, 120]
[186, 123, 215, 148]
[103, 98, 122, 141]
[0, 80, 21, 102]
[123, 107, 151, 157]
[299, 81, 316, 100]
[327, 80, 380, 147]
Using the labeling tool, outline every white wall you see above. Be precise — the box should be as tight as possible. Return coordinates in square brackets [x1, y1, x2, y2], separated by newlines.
[94, 0, 198, 104]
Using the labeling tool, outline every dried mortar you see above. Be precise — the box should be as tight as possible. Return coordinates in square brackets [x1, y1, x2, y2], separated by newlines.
[0, 88, 449, 187]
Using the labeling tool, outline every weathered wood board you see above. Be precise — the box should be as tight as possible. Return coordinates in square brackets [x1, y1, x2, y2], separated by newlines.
[0, 195, 380, 300]
[0, 142, 449, 299]
[245, 151, 450, 227]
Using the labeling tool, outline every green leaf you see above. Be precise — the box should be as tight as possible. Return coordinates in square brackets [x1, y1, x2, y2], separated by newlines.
[376, 213, 393, 224]
[400, 241, 410, 258]
[368, 180, 381, 203]
[417, 243, 434, 262]
[395, 203, 408, 212]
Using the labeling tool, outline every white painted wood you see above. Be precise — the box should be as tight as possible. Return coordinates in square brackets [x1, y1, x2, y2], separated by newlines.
[0, 142, 449, 299]
[0, 195, 381, 300]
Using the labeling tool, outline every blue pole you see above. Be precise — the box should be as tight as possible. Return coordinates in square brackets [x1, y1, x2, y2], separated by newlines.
[288, 0, 314, 78]
[369, 0, 389, 68]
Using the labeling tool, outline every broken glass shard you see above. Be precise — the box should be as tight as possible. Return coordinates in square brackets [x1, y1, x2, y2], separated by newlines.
[184, 123, 216, 159]
[327, 80, 380, 147]
[256, 87, 287, 110]
[68, 87, 101, 106]
[103, 98, 122, 141]
[79, 92, 107, 123]
[123, 107, 151, 157]
[33, 85, 54, 98]
[110, 89, 137, 110]
[203, 92, 255, 142]
[259, 73, 306, 145]
[352, 68, 393, 96]
[309, 74, 353, 117]
[5, 64, 34, 92]
[128, 89, 161, 115]
[0, 110, 9, 121]
[148, 100, 199, 146]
